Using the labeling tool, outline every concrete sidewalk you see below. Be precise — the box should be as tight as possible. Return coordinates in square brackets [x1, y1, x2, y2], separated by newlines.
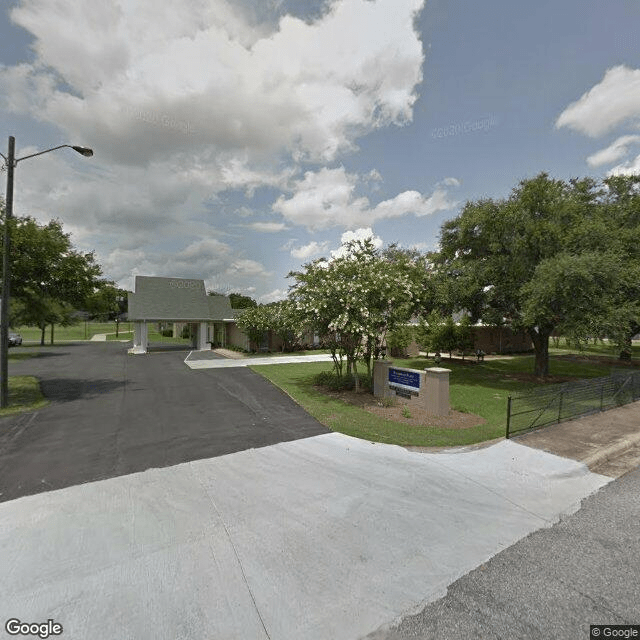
[0, 435, 609, 640]
[514, 400, 640, 477]
[184, 351, 335, 369]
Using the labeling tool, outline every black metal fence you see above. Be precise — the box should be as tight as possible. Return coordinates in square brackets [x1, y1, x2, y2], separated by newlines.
[506, 370, 640, 438]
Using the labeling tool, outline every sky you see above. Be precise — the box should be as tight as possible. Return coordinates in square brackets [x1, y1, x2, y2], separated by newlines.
[0, 0, 639, 302]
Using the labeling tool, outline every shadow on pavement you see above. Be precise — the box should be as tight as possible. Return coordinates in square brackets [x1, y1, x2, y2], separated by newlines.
[11, 351, 74, 360]
[146, 344, 192, 353]
[39, 378, 127, 402]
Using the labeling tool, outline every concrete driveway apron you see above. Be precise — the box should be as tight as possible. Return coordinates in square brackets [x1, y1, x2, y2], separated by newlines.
[0, 430, 609, 639]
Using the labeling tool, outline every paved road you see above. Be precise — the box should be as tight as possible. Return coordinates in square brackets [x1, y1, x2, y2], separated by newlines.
[0, 342, 328, 503]
[365, 464, 640, 640]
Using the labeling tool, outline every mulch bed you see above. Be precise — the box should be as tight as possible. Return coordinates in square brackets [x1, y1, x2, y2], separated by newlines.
[316, 386, 485, 430]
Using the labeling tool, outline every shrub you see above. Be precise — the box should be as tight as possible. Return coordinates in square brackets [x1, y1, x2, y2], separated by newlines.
[313, 370, 373, 392]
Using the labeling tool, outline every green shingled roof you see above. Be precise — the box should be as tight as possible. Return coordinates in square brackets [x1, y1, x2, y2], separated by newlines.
[128, 276, 235, 321]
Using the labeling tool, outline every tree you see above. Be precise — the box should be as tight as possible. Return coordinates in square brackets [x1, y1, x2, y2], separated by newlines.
[415, 311, 440, 356]
[268, 300, 304, 352]
[385, 325, 414, 356]
[455, 314, 475, 359]
[85, 283, 124, 321]
[0, 210, 106, 345]
[288, 238, 422, 390]
[435, 316, 458, 359]
[436, 172, 618, 376]
[227, 293, 258, 309]
[598, 175, 640, 359]
[235, 304, 272, 350]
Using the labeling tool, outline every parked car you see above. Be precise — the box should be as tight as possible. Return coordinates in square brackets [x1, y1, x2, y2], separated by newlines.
[8, 333, 22, 347]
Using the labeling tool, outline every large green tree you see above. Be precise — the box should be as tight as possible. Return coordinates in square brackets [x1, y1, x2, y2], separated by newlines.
[0, 209, 106, 344]
[436, 172, 640, 377]
[228, 293, 258, 309]
[85, 283, 127, 321]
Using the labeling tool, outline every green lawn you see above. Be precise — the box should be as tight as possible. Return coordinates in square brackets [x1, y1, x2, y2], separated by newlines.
[549, 337, 640, 359]
[15, 322, 133, 342]
[250, 352, 628, 448]
[0, 375, 48, 416]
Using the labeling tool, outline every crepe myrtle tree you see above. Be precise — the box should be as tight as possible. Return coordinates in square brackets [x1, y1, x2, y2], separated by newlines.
[235, 300, 304, 352]
[288, 238, 422, 390]
[235, 304, 272, 351]
[268, 299, 305, 352]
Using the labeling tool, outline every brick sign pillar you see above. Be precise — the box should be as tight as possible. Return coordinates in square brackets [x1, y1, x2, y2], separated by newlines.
[373, 360, 393, 398]
[423, 367, 451, 416]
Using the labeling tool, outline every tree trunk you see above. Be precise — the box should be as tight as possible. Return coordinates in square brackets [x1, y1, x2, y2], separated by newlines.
[529, 327, 551, 377]
[50, 323, 54, 345]
[619, 323, 638, 361]
[40, 324, 46, 346]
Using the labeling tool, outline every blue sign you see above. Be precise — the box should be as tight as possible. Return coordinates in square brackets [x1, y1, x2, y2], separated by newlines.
[388, 367, 420, 390]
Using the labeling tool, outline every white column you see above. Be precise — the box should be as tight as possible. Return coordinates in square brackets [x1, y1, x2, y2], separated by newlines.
[141, 322, 148, 352]
[129, 321, 148, 354]
[197, 322, 208, 350]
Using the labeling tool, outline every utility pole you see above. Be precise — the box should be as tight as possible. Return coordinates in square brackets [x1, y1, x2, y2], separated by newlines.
[1, 136, 15, 408]
[0, 138, 93, 407]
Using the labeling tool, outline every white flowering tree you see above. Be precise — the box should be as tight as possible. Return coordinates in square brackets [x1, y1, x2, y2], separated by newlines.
[288, 238, 424, 390]
[235, 304, 272, 350]
[236, 300, 304, 352]
[269, 299, 305, 351]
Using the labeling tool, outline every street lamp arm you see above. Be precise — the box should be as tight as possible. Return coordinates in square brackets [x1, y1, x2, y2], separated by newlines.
[15, 144, 93, 164]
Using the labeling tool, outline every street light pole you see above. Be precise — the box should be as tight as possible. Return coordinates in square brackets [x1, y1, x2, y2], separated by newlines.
[0, 137, 93, 408]
[1, 136, 15, 409]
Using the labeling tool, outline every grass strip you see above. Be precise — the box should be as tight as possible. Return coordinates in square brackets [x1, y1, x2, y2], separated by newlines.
[0, 376, 48, 417]
[15, 322, 134, 342]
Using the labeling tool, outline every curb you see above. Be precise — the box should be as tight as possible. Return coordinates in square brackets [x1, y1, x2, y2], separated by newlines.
[581, 431, 640, 468]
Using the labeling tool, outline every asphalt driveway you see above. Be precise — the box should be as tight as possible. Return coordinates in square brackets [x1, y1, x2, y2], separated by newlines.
[0, 342, 328, 503]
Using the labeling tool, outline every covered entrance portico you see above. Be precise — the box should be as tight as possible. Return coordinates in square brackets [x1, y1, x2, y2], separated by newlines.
[127, 276, 238, 355]
[130, 320, 210, 354]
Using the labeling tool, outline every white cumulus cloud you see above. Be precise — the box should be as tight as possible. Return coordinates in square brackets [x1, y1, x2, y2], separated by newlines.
[2, 0, 426, 166]
[0, 0, 429, 298]
[272, 167, 459, 230]
[586, 135, 640, 167]
[607, 154, 640, 177]
[330, 227, 383, 259]
[556, 65, 640, 137]
[245, 222, 289, 233]
[291, 240, 330, 259]
[258, 288, 288, 303]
